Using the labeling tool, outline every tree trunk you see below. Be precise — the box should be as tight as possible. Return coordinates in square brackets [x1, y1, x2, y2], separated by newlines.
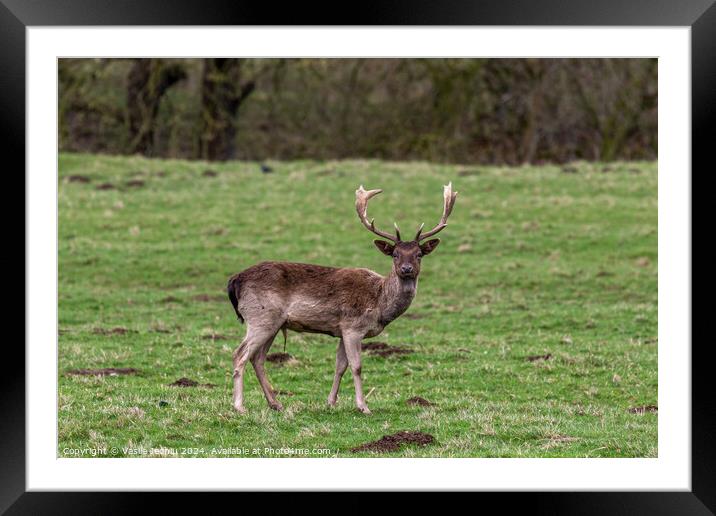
[199, 59, 256, 161]
[126, 59, 185, 156]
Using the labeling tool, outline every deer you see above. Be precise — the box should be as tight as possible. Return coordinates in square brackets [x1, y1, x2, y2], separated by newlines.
[226, 183, 458, 414]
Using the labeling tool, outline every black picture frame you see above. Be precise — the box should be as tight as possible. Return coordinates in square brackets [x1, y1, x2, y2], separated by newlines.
[5, 0, 710, 512]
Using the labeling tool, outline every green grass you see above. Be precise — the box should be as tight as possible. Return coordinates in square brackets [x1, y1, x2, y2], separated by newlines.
[58, 153, 657, 458]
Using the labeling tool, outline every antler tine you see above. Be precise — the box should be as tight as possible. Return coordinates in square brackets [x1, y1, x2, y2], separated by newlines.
[417, 182, 458, 241]
[355, 185, 400, 242]
[393, 222, 402, 241]
[413, 222, 425, 241]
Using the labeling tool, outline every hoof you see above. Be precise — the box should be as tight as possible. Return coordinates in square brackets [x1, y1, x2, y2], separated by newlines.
[269, 402, 284, 412]
[358, 406, 372, 415]
[327, 397, 338, 408]
[234, 405, 247, 414]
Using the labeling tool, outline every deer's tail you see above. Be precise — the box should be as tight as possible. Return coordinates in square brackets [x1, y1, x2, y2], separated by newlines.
[227, 274, 244, 323]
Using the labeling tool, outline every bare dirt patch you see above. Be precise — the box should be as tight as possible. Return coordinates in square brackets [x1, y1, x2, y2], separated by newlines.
[526, 353, 552, 362]
[205, 227, 227, 236]
[634, 257, 651, 267]
[266, 352, 296, 364]
[403, 313, 427, 320]
[350, 431, 435, 453]
[67, 367, 137, 377]
[192, 294, 225, 302]
[160, 296, 182, 303]
[202, 333, 228, 341]
[202, 169, 218, 177]
[372, 348, 413, 358]
[362, 342, 389, 351]
[92, 327, 132, 336]
[362, 342, 413, 357]
[169, 377, 216, 388]
[406, 396, 435, 407]
[125, 179, 145, 188]
[95, 182, 116, 190]
[628, 405, 658, 414]
[66, 174, 91, 183]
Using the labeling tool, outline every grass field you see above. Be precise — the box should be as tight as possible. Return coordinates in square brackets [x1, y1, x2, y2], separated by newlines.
[58, 153, 657, 458]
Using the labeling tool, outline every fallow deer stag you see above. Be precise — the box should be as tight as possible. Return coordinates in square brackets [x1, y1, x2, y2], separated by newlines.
[227, 183, 458, 414]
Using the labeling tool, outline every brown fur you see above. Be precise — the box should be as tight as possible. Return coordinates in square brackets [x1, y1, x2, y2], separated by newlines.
[234, 262, 382, 320]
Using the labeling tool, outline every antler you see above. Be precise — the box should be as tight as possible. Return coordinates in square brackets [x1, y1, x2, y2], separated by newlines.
[355, 186, 401, 242]
[415, 182, 458, 241]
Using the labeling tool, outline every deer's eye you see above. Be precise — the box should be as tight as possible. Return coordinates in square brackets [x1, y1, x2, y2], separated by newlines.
[392, 254, 398, 260]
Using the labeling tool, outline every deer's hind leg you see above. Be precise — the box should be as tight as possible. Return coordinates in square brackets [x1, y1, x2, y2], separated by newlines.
[232, 321, 283, 414]
[251, 331, 283, 411]
[327, 338, 348, 407]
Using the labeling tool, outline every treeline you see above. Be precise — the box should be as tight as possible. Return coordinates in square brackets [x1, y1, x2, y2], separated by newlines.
[59, 58, 657, 164]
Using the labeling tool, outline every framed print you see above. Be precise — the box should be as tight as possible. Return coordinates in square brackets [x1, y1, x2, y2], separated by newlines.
[6, 0, 712, 511]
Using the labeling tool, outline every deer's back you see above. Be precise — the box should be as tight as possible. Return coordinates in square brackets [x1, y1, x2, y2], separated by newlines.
[237, 261, 379, 292]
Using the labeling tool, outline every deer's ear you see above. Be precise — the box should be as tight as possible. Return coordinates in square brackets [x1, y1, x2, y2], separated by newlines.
[374, 240, 395, 256]
[419, 238, 441, 256]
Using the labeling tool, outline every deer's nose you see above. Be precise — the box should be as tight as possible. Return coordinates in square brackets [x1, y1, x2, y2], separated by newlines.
[400, 264, 414, 274]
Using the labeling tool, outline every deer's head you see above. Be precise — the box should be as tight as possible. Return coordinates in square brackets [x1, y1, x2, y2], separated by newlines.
[355, 183, 458, 280]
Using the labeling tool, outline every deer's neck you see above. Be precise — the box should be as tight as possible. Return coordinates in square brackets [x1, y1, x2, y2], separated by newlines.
[378, 270, 417, 326]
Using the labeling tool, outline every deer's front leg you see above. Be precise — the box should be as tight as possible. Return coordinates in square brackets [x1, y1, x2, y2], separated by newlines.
[343, 332, 371, 414]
